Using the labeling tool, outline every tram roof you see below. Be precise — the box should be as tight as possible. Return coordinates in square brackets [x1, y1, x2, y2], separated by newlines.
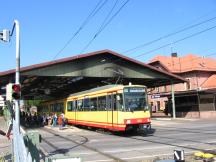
[69, 84, 121, 97]
[0, 49, 187, 100]
[68, 84, 145, 97]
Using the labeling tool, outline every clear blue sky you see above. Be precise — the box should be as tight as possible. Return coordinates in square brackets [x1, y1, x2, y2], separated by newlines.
[0, 0, 216, 72]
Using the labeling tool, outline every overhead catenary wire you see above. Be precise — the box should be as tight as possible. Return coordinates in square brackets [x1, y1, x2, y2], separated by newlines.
[80, 0, 119, 54]
[80, 0, 130, 54]
[123, 15, 216, 54]
[52, 5, 216, 84]
[133, 24, 216, 59]
[78, 25, 216, 81]
[53, 0, 108, 60]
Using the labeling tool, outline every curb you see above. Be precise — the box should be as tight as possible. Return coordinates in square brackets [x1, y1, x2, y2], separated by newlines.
[152, 117, 200, 121]
[152, 118, 172, 121]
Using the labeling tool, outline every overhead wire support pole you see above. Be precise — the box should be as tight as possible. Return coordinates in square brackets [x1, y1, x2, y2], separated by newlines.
[171, 80, 176, 119]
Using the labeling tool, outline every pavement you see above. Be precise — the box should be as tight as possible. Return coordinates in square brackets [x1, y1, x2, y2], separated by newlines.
[0, 117, 12, 161]
[152, 117, 200, 121]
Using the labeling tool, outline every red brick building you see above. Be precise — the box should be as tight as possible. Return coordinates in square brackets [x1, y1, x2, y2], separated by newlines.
[148, 53, 216, 118]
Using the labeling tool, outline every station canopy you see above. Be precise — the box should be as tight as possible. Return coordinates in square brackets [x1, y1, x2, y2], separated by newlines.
[0, 50, 186, 100]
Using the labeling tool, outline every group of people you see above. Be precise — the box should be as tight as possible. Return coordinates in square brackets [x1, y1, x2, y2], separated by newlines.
[20, 112, 45, 127]
[50, 112, 66, 130]
[20, 111, 66, 129]
[0, 111, 66, 140]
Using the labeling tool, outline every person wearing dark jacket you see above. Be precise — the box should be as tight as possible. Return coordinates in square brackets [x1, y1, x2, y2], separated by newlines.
[0, 129, 10, 140]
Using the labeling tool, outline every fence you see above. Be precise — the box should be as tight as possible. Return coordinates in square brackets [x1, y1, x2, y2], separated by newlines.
[5, 101, 37, 162]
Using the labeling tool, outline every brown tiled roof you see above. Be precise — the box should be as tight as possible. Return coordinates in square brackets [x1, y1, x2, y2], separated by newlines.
[202, 74, 216, 89]
[149, 54, 216, 73]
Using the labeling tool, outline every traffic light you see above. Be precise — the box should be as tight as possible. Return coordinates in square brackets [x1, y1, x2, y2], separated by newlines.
[12, 84, 21, 100]
[0, 29, 10, 42]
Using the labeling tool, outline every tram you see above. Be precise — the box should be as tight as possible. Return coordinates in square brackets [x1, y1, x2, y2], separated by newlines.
[40, 84, 151, 132]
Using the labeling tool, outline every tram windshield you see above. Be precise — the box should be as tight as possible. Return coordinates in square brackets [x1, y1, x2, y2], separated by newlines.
[124, 87, 148, 112]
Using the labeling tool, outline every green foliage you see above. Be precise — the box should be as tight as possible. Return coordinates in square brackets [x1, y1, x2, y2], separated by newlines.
[24, 100, 43, 106]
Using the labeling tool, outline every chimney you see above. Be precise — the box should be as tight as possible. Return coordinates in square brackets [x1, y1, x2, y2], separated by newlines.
[171, 52, 177, 57]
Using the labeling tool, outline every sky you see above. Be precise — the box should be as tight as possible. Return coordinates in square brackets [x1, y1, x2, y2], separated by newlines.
[0, 0, 216, 72]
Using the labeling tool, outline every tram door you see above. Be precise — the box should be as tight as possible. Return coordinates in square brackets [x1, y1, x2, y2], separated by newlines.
[107, 93, 118, 130]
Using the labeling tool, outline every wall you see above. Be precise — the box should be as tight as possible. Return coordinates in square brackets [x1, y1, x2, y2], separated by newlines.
[199, 111, 216, 119]
[199, 94, 215, 111]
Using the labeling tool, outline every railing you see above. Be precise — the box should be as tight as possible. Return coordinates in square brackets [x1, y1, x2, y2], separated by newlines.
[5, 101, 37, 162]
[13, 119, 33, 162]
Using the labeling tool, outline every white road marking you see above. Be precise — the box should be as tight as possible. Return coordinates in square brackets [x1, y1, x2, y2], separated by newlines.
[85, 159, 114, 162]
[104, 145, 174, 153]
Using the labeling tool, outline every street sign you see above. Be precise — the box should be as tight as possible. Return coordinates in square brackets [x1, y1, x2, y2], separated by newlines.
[174, 149, 185, 162]
[151, 94, 160, 99]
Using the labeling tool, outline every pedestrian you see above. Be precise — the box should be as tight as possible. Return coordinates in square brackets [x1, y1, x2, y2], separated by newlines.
[61, 112, 65, 127]
[58, 114, 63, 130]
[0, 129, 10, 140]
[52, 113, 57, 127]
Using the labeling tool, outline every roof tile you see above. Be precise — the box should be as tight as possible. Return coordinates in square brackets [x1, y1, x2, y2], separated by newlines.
[149, 54, 216, 73]
[202, 74, 216, 89]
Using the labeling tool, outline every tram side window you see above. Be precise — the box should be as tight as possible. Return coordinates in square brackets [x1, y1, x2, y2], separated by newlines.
[42, 105, 49, 113]
[77, 99, 83, 111]
[106, 94, 118, 111]
[89, 97, 97, 111]
[98, 96, 106, 111]
[113, 95, 117, 111]
[56, 103, 64, 112]
[83, 98, 90, 111]
[116, 94, 123, 111]
[50, 104, 54, 112]
[106, 95, 112, 110]
[67, 101, 76, 111]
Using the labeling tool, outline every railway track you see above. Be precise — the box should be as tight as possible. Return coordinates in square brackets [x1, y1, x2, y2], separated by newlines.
[38, 121, 216, 162]
[40, 127, 126, 162]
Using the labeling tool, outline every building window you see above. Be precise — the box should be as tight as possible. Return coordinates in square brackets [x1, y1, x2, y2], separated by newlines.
[164, 86, 167, 92]
[214, 95, 216, 111]
[157, 101, 160, 111]
[186, 79, 191, 90]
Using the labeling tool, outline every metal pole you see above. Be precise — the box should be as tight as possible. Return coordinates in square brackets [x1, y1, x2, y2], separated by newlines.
[171, 80, 176, 118]
[14, 20, 20, 131]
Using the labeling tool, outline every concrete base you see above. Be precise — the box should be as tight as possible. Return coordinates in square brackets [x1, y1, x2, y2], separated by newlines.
[199, 111, 216, 119]
[176, 111, 216, 119]
[176, 111, 200, 118]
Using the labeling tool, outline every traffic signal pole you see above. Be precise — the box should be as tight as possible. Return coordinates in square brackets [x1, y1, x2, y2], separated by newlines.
[14, 20, 20, 131]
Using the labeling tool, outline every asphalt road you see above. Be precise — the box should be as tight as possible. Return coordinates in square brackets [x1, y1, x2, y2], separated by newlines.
[38, 119, 216, 162]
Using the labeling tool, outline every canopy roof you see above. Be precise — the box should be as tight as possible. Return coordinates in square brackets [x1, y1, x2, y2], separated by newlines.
[0, 50, 186, 100]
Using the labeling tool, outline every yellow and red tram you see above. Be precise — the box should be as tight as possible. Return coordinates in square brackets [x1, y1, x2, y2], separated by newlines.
[40, 84, 151, 132]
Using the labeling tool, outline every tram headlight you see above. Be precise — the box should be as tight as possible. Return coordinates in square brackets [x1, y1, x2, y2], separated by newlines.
[126, 120, 131, 124]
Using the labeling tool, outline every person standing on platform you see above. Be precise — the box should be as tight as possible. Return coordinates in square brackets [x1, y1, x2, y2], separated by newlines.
[58, 114, 63, 130]
[52, 113, 57, 127]
[0, 129, 10, 140]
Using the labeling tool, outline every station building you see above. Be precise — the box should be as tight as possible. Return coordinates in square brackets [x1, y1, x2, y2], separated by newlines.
[148, 53, 216, 118]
